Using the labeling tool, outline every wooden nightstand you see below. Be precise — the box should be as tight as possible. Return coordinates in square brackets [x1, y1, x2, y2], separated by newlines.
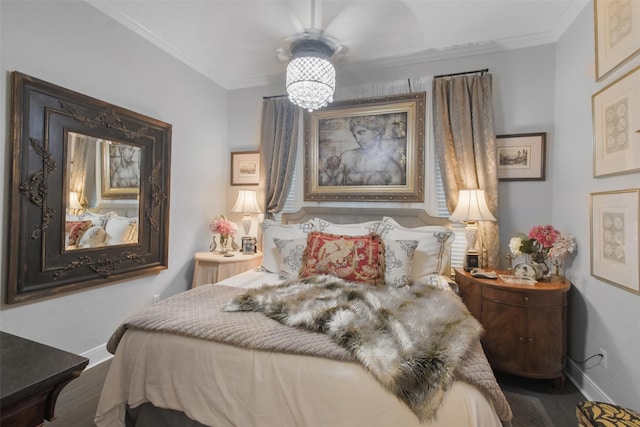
[192, 251, 263, 288]
[0, 332, 89, 426]
[454, 267, 571, 386]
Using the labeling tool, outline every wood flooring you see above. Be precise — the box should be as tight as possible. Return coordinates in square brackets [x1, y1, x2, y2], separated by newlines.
[496, 371, 586, 427]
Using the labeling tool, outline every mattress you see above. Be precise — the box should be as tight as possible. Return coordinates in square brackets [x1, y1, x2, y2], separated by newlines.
[95, 270, 507, 427]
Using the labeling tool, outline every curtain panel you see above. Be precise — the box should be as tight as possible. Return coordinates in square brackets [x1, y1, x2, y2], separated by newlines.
[432, 74, 500, 268]
[259, 97, 300, 219]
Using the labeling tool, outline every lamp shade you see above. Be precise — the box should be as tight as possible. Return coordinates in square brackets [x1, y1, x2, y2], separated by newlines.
[231, 190, 261, 214]
[286, 38, 336, 112]
[449, 189, 496, 222]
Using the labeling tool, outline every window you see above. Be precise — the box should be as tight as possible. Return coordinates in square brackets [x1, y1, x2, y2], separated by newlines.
[434, 157, 465, 268]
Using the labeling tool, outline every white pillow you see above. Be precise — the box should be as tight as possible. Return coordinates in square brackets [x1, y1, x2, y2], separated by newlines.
[378, 217, 454, 281]
[77, 226, 107, 248]
[384, 239, 419, 287]
[261, 219, 315, 273]
[313, 218, 383, 236]
[76, 211, 106, 227]
[104, 215, 137, 245]
[273, 237, 307, 280]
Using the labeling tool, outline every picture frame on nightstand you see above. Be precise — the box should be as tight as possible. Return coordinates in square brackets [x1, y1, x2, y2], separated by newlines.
[241, 236, 257, 254]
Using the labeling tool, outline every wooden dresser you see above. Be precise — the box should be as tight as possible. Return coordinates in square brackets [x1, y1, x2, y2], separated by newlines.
[454, 267, 570, 386]
[0, 331, 89, 426]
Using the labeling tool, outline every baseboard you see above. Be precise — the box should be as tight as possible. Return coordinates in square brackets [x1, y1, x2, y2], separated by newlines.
[566, 359, 614, 403]
[82, 342, 113, 369]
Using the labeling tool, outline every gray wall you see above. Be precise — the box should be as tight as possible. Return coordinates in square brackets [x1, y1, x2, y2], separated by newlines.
[228, 44, 558, 274]
[554, 4, 640, 408]
[0, 1, 228, 363]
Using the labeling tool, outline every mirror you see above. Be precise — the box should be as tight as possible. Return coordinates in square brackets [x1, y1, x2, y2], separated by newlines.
[64, 133, 140, 251]
[7, 72, 172, 304]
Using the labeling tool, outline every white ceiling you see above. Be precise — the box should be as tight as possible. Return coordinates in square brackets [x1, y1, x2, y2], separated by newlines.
[88, 0, 590, 90]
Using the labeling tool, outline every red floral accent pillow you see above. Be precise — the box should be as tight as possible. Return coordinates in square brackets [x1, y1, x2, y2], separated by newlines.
[65, 220, 93, 246]
[299, 232, 386, 286]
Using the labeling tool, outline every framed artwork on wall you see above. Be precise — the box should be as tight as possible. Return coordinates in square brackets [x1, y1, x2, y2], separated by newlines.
[7, 71, 171, 304]
[594, 0, 640, 81]
[592, 66, 640, 177]
[231, 151, 260, 186]
[100, 140, 141, 199]
[590, 189, 640, 295]
[496, 133, 546, 181]
[303, 92, 426, 201]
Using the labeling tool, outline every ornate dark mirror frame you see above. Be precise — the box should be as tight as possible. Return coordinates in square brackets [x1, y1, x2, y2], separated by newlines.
[7, 72, 172, 304]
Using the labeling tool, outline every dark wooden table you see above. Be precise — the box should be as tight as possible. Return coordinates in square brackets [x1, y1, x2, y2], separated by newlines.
[1, 331, 89, 427]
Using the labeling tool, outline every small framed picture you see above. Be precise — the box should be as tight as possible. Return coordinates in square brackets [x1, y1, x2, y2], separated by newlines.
[591, 66, 640, 177]
[496, 133, 546, 181]
[241, 236, 257, 254]
[231, 151, 260, 186]
[590, 189, 640, 295]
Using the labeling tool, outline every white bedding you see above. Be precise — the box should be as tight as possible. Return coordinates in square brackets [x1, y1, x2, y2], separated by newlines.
[96, 330, 503, 427]
[95, 270, 506, 427]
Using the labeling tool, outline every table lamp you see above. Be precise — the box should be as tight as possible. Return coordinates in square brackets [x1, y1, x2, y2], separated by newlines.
[231, 190, 261, 236]
[449, 189, 496, 271]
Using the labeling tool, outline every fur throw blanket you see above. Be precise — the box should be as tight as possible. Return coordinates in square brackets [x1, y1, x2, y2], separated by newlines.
[224, 274, 483, 422]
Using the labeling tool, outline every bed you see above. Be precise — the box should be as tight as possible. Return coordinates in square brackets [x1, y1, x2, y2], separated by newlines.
[94, 208, 513, 427]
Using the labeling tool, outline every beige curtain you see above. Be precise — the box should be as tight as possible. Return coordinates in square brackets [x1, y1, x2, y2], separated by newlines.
[259, 97, 300, 219]
[69, 134, 92, 205]
[432, 74, 499, 268]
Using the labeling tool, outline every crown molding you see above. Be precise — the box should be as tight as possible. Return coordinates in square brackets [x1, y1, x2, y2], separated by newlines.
[86, 1, 224, 86]
[87, 0, 589, 91]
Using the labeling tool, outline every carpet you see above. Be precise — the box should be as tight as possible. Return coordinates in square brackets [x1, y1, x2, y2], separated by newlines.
[505, 391, 556, 427]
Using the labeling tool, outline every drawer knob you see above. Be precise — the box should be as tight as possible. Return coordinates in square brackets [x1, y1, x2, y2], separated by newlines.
[519, 337, 524, 342]
[524, 296, 529, 301]
[528, 338, 534, 343]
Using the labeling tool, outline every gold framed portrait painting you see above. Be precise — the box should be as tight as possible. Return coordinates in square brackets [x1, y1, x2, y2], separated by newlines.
[303, 92, 426, 202]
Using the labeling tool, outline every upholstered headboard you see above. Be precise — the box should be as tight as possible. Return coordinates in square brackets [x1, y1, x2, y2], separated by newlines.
[281, 207, 453, 277]
[282, 207, 450, 228]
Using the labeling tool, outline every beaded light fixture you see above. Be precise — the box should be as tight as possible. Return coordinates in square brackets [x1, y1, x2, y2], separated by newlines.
[285, 0, 339, 112]
[286, 38, 336, 112]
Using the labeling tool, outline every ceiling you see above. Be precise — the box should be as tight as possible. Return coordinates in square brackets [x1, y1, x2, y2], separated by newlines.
[88, 0, 590, 90]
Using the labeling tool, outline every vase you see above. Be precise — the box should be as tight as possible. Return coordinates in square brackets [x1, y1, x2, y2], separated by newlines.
[550, 258, 564, 282]
[531, 254, 550, 277]
[209, 236, 217, 252]
[219, 234, 229, 254]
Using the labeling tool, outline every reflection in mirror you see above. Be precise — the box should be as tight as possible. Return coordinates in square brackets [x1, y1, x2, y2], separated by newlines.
[65, 132, 140, 251]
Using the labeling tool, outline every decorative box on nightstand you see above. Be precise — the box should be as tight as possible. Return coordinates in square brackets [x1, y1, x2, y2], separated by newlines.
[192, 251, 263, 288]
[454, 267, 571, 387]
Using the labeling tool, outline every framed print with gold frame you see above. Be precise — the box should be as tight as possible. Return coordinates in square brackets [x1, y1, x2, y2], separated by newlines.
[496, 133, 546, 181]
[592, 66, 640, 177]
[594, 0, 640, 81]
[100, 140, 142, 199]
[303, 92, 426, 201]
[590, 189, 640, 295]
[231, 151, 260, 186]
